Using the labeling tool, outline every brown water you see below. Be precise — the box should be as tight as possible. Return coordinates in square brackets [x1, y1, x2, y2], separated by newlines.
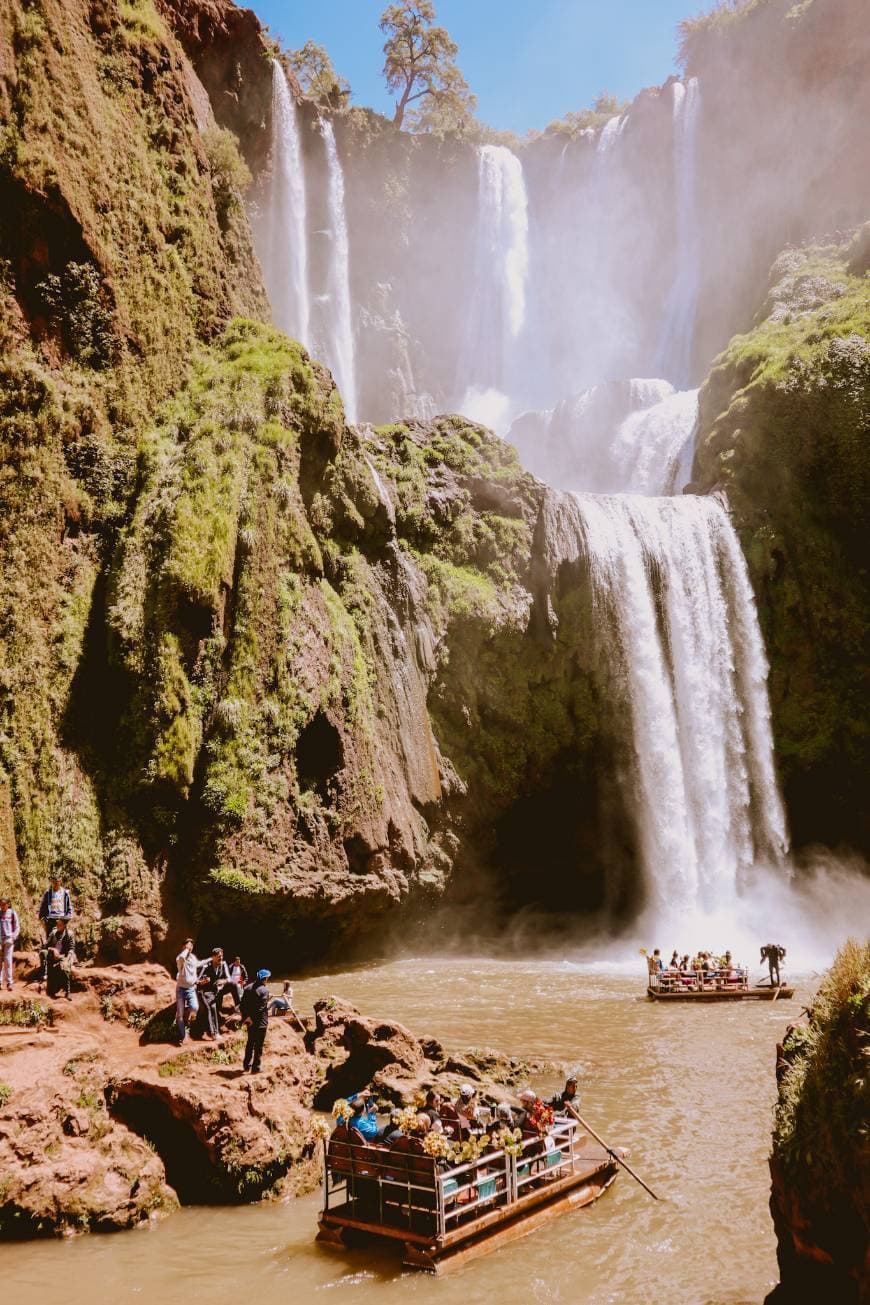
[3, 958, 808, 1304]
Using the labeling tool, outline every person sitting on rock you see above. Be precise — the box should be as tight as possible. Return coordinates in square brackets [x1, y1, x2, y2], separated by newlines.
[349, 1095, 381, 1141]
[268, 980, 293, 1017]
[0, 895, 20, 993]
[197, 947, 230, 1041]
[38, 875, 73, 940]
[42, 918, 74, 1000]
[240, 968, 271, 1073]
[217, 955, 247, 1020]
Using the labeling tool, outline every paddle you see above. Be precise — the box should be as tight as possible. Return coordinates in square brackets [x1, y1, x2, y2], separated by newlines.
[564, 1101, 660, 1201]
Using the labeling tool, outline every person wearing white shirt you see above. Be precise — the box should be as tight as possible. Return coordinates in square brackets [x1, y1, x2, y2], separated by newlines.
[175, 938, 205, 1044]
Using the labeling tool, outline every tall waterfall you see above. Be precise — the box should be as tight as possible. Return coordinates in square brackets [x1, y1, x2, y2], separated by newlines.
[267, 62, 310, 344]
[656, 78, 702, 387]
[548, 492, 788, 922]
[319, 119, 358, 423]
[460, 144, 529, 426]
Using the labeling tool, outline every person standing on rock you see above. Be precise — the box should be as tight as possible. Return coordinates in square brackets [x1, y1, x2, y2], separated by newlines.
[175, 938, 205, 1044]
[38, 875, 73, 939]
[43, 918, 74, 999]
[240, 968, 271, 1074]
[197, 947, 230, 1041]
[0, 895, 20, 991]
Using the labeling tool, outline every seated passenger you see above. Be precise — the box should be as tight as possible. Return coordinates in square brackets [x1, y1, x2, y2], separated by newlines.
[389, 1112, 430, 1155]
[380, 1110, 404, 1144]
[330, 1117, 367, 1146]
[422, 1088, 442, 1126]
[348, 1095, 380, 1141]
[455, 1083, 478, 1125]
[679, 954, 691, 972]
[488, 1101, 516, 1135]
[669, 950, 680, 970]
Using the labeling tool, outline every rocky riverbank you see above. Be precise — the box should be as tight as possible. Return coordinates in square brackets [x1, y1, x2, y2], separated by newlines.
[765, 940, 869, 1304]
[0, 957, 555, 1238]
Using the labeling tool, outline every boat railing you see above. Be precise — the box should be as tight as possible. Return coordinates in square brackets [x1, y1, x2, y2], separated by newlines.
[321, 1115, 586, 1241]
[649, 967, 750, 992]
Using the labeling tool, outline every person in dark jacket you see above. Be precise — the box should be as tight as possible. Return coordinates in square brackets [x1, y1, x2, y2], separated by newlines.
[42, 919, 75, 999]
[197, 948, 230, 1041]
[241, 968, 271, 1073]
[38, 877, 73, 939]
[550, 1075, 579, 1113]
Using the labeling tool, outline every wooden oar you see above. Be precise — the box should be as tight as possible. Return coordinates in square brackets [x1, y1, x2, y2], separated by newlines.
[565, 1102, 660, 1201]
[772, 984, 781, 1003]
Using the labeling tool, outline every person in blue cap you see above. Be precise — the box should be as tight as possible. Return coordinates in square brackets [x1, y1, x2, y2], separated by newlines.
[240, 968, 272, 1073]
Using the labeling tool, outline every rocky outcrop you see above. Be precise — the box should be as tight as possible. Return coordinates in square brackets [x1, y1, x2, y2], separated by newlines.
[765, 940, 869, 1304]
[693, 234, 870, 851]
[0, 962, 552, 1237]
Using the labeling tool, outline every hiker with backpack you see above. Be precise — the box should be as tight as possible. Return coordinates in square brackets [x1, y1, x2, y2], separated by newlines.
[38, 876, 73, 939]
[0, 895, 20, 991]
[240, 968, 271, 1074]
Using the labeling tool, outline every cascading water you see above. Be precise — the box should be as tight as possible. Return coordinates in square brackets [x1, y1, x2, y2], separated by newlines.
[319, 119, 358, 424]
[546, 491, 788, 925]
[265, 62, 310, 344]
[656, 78, 702, 387]
[460, 144, 529, 430]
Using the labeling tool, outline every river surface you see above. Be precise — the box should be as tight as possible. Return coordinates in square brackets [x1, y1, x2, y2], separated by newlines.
[4, 958, 810, 1304]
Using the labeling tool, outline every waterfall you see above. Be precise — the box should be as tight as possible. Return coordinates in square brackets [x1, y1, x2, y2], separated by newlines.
[609, 385, 699, 494]
[267, 62, 310, 345]
[460, 144, 529, 425]
[656, 78, 702, 387]
[548, 491, 788, 923]
[319, 119, 358, 423]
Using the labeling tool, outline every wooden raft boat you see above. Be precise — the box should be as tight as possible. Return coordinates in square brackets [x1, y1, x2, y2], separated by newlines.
[647, 978, 794, 1002]
[316, 1117, 618, 1273]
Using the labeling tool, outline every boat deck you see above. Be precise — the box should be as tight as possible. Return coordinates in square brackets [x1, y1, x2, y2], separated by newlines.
[317, 1121, 618, 1272]
[647, 983, 793, 1001]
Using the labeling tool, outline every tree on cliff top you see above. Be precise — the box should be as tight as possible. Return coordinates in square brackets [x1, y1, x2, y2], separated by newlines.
[380, 1, 476, 131]
[288, 40, 350, 110]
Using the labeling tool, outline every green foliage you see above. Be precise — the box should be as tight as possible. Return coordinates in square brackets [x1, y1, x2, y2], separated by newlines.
[209, 866, 261, 894]
[773, 940, 869, 1212]
[545, 92, 631, 139]
[38, 262, 116, 369]
[0, 999, 51, 1027]
[380, 1, 476, 132]
[287, 41, 350, 109]
[0, 1083, 12, 1106]
[202, 126, 252, 233]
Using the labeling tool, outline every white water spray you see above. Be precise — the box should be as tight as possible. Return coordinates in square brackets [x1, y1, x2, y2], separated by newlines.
[656, 78, 702, 387]
[320, 118, 358, 423]
[266, 62, 310, 344]
[547, 491, 788, 929]
[460, 144, 529, 416]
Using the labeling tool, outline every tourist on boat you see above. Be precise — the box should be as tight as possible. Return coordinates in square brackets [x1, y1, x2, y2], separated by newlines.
[38, 875, 73, 939]
[422, 1088, 442, 1125]
[0, 895, 20, 993]
[389, 1112, 430, 1156]
[380, 1110, 404, 1144]
[349, 1096, 381, 1141]
[668, 950, 680, 970]
[240, 968, 271, 1073]
[761, 943, 786, 986]
[647, 948, 665, 976]
[551, 1076, 579, 1113]
[217, 955, 248, 1018]
[197, 947, 230, 1041]
[456, 1083, 478, 1125]
[489, 1101, 516, 1133]
[679, 954, 690, 971]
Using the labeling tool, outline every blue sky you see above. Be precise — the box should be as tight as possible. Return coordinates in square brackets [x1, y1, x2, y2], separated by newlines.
[251, 0, 696, 133]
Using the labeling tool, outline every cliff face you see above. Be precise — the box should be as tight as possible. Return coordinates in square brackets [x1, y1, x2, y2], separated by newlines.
[693, 232, 870, 850]
[766, 941, 870, 1304]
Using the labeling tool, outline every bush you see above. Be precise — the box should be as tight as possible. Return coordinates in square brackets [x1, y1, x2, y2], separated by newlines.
[202, 127, 251, 232]
[38, 261, 115, 368]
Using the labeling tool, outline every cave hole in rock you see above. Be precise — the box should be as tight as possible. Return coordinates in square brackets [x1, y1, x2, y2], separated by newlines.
[109, 1088, 233, 1205]
[490, 756, 643, 923]
[296, 710, 343, 796]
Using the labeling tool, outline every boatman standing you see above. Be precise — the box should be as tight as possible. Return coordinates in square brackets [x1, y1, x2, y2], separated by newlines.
[760, 943, 786, 986]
